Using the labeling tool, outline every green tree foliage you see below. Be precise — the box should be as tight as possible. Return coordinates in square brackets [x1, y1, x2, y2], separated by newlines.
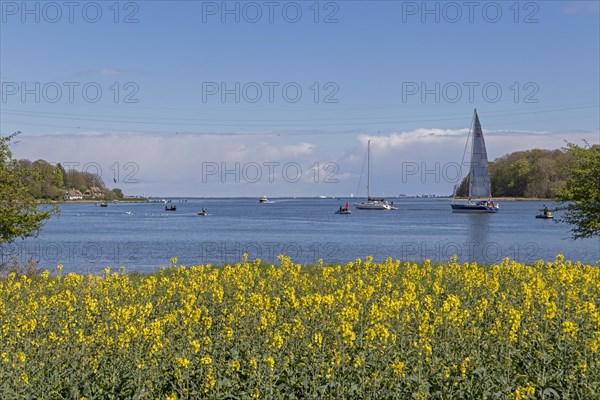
[112, 188, 125, 200]
[555, 142, 600, 239]
[14, 157, 120, 201]
[455, 175, 469, 198]
[456, 148, 571, 198]
[17, 159, 65, 200]
[0, 132, 56, 244]
[63, 168, 106, 194]
[56, 163, 67, 187]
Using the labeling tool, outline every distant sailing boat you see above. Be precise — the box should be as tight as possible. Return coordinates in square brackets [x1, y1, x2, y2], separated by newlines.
[451, 109, 499, 213]
[355, 140, 397, 210]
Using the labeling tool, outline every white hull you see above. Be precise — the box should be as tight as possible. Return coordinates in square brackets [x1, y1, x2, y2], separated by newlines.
[355, 201, 396, 210]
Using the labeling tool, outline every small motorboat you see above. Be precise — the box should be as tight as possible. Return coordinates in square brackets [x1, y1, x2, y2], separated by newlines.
[99, 202, 108, 207]
[197, 208, 208, 216]
[335, 202, 352, 215]
[536, 208, 553, 219]
[259, 195, 268, 203]
[165, 204, 177, 211]
[335, 208, 351, 215]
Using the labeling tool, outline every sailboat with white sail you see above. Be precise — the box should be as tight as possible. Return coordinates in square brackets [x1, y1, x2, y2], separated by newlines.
[451, 109, 499, 213]
[355, 140, 397, 210]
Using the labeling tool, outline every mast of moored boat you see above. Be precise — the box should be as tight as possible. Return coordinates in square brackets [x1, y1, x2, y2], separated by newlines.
[366, 140, 371, 201]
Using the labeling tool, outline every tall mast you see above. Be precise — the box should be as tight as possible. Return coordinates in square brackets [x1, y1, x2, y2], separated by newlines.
[367, 140, 371, 199]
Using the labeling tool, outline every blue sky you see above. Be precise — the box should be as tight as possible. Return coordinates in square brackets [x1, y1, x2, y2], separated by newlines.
[1, 0, 599, 197]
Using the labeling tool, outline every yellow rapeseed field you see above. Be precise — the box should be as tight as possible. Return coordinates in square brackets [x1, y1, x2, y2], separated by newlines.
[1, 255, 599, 399]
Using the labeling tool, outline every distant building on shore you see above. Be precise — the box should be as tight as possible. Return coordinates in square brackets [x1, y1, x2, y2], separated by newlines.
[64, 188, 83, 200]
[83, 186, 105, 198]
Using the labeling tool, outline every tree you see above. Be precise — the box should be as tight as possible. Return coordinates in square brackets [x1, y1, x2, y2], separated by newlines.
[112, 188, 125, 200]
[555, 142, 600, 239]
[30, 159, 64, 200]
[56, 163, 67, 188]
[0, 132, 57, 244]
[458, 148, 572, 198]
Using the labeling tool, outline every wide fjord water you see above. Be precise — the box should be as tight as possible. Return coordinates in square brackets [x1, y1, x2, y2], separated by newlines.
[5, 198, 599, 273]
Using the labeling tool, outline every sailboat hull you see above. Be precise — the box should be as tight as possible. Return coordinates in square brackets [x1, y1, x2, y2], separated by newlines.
[451, 203, 499, 213]
[355, 202, 395, 210]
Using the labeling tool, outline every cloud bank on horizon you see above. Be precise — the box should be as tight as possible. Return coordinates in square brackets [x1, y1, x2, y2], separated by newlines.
[10, 127, 598, 197]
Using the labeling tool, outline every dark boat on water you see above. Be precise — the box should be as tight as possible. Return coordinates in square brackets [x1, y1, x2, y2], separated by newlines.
[165, 204, 177, 211]
[536, 206, 553, 219]
[336, 201, 352, 215]
[198, 208, 208, 216]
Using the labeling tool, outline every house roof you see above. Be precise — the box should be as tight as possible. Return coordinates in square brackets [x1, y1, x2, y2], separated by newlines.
[66, 188, 83, 195]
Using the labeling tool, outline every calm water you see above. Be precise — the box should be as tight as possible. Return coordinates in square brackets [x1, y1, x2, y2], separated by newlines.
[4, 199, 599, 273]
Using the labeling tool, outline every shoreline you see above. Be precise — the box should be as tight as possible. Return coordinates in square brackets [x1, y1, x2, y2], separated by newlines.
[40, 197, 557, 203]
[454, 197, 556, 202]
[39, 199, 148, 204]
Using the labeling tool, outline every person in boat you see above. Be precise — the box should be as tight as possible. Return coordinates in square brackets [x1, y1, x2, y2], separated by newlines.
[339, 205, 343, 212]
[542, 205, 550, 216]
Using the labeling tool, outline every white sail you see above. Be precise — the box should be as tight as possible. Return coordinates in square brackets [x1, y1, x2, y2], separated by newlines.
[468, 111, 492, 199]
[451, 110, 498, 213]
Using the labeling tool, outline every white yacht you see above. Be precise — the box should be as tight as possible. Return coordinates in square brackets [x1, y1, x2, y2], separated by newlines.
[355, 140, 397, 210]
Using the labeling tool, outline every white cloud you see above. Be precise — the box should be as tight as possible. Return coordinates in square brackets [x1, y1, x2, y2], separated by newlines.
[11, 128, 599, 197]
[358, 128, 468, 151]
[11, 133, 321, 197]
